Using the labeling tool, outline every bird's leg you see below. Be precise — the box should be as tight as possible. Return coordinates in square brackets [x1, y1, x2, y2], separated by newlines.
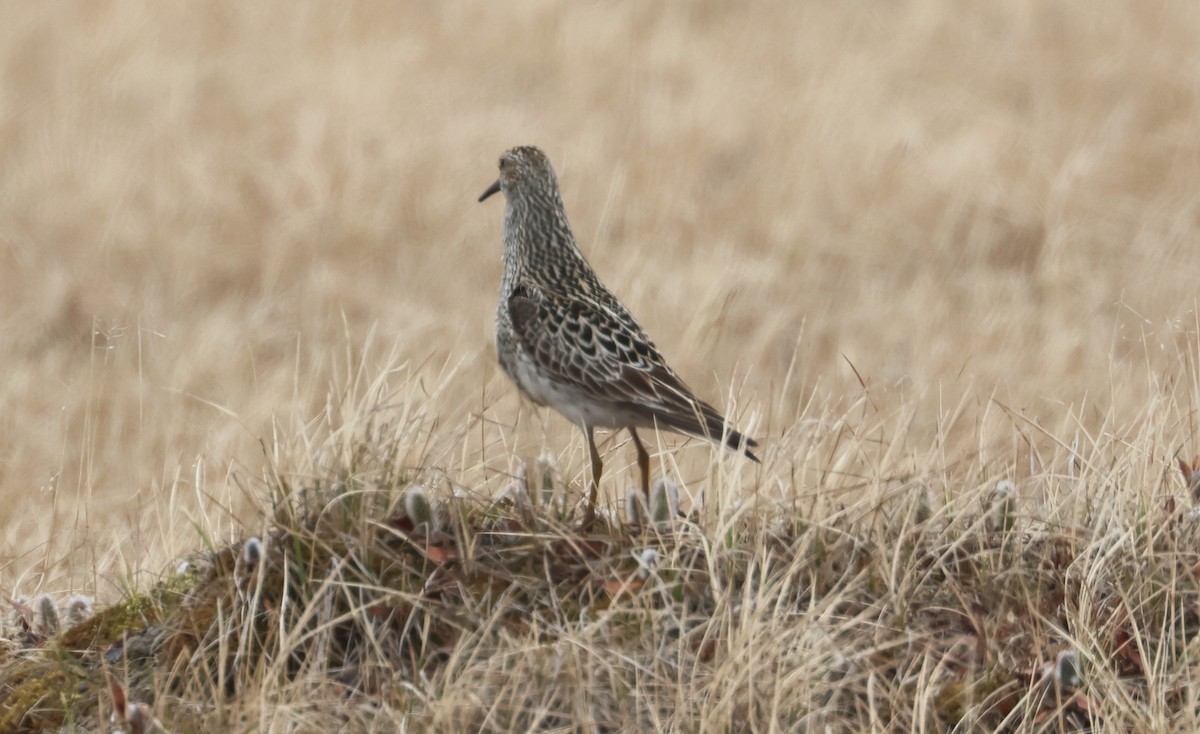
[581, 425, 603, 530]
[628, 427, 651, 502]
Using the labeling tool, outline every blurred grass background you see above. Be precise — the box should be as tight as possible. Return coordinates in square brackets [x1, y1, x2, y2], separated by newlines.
[1, 0, 1198, 590]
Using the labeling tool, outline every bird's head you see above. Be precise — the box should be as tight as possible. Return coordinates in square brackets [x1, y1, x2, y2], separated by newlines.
[478, 146, 557, 203]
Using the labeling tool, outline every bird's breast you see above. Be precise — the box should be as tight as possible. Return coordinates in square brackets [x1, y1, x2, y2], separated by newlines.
[496, 338, 641, 429]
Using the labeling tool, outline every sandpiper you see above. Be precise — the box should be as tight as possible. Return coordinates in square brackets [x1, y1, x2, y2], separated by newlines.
[480, 146, 758, 527]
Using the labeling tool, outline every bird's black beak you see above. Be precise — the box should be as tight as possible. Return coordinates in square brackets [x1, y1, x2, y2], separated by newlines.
[478, 179, 501, 202]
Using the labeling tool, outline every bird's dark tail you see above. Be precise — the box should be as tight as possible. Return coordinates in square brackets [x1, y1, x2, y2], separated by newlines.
[652, 398, 759, 462]
[724, 428, 760, 463]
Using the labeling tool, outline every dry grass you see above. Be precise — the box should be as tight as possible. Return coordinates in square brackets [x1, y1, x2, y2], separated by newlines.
[2, 1, 1200, 731]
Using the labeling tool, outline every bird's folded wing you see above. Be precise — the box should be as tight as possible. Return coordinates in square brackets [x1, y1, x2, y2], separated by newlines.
[508, 284, 696, 412]
[509, 284, 759, 457]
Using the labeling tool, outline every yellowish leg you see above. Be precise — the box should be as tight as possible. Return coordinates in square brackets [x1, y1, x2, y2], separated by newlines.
[581, 425, 603, 530]
[628, 427, 651, 502]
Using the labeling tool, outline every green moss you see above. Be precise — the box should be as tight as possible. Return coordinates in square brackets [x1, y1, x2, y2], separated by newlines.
[0, 568, 204, 731]
[58, 568, 200, 652]
[0, 664, 75, 732]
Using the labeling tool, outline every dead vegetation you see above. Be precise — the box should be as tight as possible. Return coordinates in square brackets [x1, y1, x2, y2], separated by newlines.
[3, 0, 1200, 731]
[4, 367, 1200, 731]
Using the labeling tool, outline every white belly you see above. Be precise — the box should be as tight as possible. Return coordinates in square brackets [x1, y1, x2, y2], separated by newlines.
[505, 349, 639, 429]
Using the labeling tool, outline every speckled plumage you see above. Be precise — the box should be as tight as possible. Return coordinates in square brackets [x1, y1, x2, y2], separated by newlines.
[479, 145, 758, 526]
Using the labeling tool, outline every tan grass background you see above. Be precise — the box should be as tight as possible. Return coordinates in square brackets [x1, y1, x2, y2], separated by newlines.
[2, 1, 1198, 592]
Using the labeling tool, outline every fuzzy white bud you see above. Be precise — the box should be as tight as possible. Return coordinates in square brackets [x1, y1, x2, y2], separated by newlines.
[650, 478, 679, 528]
[635, 548, 659, 579]
[404, 485, 438, 530]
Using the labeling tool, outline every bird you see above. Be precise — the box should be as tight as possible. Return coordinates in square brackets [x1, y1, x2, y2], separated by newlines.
[479, 145, 758, 528]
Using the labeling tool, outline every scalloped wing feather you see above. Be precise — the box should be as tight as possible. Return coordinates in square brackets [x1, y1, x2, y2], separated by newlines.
[508, 284, 758, 459]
